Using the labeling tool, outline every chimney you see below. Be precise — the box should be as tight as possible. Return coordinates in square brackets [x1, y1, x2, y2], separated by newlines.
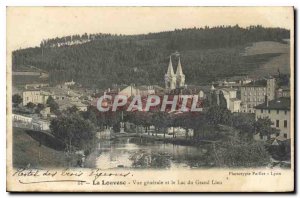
[265, 95, 269, 107]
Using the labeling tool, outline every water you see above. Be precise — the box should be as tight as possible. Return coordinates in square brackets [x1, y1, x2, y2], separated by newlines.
[85, 137, 215, 169]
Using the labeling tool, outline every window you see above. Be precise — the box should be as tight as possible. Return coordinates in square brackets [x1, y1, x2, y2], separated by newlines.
[285, 110, 287, 115]
[277, 110, 279, 114]
[276, 120, 279, 127]
[261, 109, 263, 113]
[268, 110, 270, 114]
[284, 120, 288, 128]
[284, 134, 287, 138]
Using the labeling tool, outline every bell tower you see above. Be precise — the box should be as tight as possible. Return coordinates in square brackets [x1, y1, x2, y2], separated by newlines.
[176, 57, 185, 88]
[165, 56, 176, 90]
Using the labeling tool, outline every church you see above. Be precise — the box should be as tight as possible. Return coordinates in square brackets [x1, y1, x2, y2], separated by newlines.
[164, 56, 185, 90]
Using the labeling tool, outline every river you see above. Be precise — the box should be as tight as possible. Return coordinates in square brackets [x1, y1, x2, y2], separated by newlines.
[85, 137, 215, 169]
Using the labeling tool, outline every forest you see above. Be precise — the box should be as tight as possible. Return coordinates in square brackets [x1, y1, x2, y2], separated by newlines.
[12, 25, 290, 89]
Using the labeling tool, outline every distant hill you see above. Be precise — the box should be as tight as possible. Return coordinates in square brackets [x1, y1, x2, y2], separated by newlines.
[242, 41, 290, 76]
[12, 25, 290, 89]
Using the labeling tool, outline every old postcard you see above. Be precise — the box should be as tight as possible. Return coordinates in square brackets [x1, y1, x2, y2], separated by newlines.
[6, 7, 294, 192]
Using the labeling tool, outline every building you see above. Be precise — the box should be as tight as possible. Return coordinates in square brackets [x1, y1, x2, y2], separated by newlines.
[32, 119, 50, 131]
[56, 99, 88, 112]
[216, 88, 241, 112]
[254, 97, 290, 140]
[240, 78, 276, 113]
[25, 83, 49, 90]
[276, 86, 290, 98]
[22, 90, 50, 106]
[176, 58, 185, 88]
[169, 85, 212, 100]
[40, 107, 51, 118]
[43, 86, 81, 101]
[12, 113, 32, 124]
[64, 79, 76, 86]
[165, 56, 185, 90]
[118, 85, 155, 97]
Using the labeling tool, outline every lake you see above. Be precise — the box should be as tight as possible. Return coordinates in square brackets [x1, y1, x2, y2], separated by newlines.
[85, 137, 215, 169]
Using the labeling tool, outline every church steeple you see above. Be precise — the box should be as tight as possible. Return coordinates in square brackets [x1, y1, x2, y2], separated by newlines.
[165, 56, 176, 90]
[176, 57, 185, 88]
[176, 57, 183, 76]
[167, 56, 175, 76]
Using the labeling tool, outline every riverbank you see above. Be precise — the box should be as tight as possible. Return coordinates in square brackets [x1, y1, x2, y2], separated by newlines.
[13, 127, 77, 168]
[111, 132, 217, 147]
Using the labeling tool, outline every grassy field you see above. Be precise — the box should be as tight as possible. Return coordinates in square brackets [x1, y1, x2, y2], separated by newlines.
[243, 41, 290, 76]
[13, 127, 77, 168]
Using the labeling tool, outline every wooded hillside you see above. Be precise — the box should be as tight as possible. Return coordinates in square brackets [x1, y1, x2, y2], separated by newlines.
[12, 25, 290, 88]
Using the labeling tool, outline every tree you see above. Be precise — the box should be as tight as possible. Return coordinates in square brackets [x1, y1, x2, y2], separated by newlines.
[218, 91, 227, 109]
[81, 106, 98, 126]
[134, 112, 152, 135]
[46, 96, 59, 113]
[50, 113, 95, 152]
[65, 105, 79, 114]
[254, 117, 279, 139]
[13, 26, 289, 89]
[26, 102, 36, 109]
[215, 138, 270, 167]
[35, 103, 45, 113]
[232, 113, 255, 139]
[205, 106, 232, 126]
[12, 94, 22, 107]
[209, 91, 218, 106]
[151, 111, 169, 137]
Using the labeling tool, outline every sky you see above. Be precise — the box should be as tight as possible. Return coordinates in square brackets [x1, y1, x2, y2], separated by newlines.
[7, 7, 293, 51]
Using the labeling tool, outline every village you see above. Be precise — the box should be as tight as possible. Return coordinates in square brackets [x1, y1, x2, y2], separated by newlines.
[12, 53, 291, 169]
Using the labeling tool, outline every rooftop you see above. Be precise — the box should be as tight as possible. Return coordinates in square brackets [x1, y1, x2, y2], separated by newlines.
[254, 97, 290, 110]
[242, 79, 267, 87]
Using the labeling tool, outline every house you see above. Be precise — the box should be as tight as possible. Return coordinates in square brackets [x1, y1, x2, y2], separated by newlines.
[169, 85, 212, 100]
[43, 86, 81, 101]
[64, 79, 76, 86]
[56, 98, 88, 112]
[229, 98, 242, 113]
[118, 85, 155, 97]
[254, 97, 291, 140]
[32, 119, 50, 131]
[22, 90, 50, 106]
[70, 101, 88, 111]
[217, 87, 241, 112]
[240, 77, 276, 113]
[276, 86, 290, 98]
[12, 113, 32, 124]
[40, 107, 51, 118]
[12, 113, 33, 129]
[25, 83, 49, 90]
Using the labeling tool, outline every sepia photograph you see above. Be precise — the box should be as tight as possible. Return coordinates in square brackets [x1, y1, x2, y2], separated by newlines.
[6, 6, 294, 192]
